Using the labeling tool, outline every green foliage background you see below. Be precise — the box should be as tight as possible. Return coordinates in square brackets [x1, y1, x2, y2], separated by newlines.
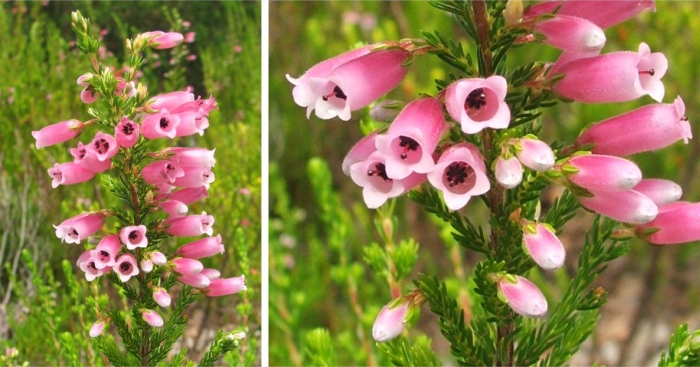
[270, 1, 700, 366]
[0, 1, 261, 365]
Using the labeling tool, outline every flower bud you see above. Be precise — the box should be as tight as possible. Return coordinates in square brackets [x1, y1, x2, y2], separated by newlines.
[372, 299, 410, 342]
[497, 275, 548, 317]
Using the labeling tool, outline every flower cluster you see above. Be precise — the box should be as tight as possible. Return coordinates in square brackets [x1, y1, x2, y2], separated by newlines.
[34, 20, 245, 338]
[289, 0, 696, 340]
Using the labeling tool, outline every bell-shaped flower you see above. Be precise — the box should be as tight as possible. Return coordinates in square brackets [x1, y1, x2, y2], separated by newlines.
[427, 143, 490, 211]
[375, 97, 448, 179]
[141, 109, 180, 139]
[32, 119, 85, 149]
[170, 258, 204, 275]
[141, 309, 164, 328]
[77, 250, 110, 281]
[141, 160, 185, 185]
[144, 31, 184, 50]
[54, 212, 104, 244]
[523, 0, 656, 29]
[495, 155, 523, 189]
[172, 108, 210, 137]
[515, 138, 555, 172]
[575, 96, 691, 156]
[204, 275, 247, 297]
[115, 117, 140, 148]
[532, 15, 606, 54]
[633, 179, 683, 206]
[153, 287, 171, 308]
[562, 154, 642, 192]
[176, 234, 225, 259]
[168, 187, 209, 205]
[553, 42, 667, 103]
[349, 152, 426, 209]
[200, 268, 221, 280]
[172, 165, 215, 190]
[89, 320, 106, 338]
[166, 211, 215, 237]
[286, 44, 410, 121]
[177, 272, 211, 288]
[148, 91, 195, 112]
[497, 275, 548, 317]
[114, 253, 139, 282]
[445, 76, 510, 134]
[578, 189, 658, 224]
[92, 234, 121, 269]
[119, 225, 148, 250]
[637, 202, 700, 245]
[166, 147, 216, 168]
[48, 162, 97, 188]
[159, 199, 188, 218]
[86, 131, 118, 162]
[372, 298, 410, 342]
[522, 223, 566, 270]
[70, 142, 112, 173]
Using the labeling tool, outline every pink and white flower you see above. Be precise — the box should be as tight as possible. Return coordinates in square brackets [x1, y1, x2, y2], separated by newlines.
[633, 179, 683, 206]
[515, 138, 555, 172]
[115, 117, 139, 148]
[48, 162, 97, 188]
[427, 143, 490, 211]
[86, 131, 118, 162]
[176, 235, 225, 259]
[204, 275, 247, 297]
[372, 299, 410, 342]
[153, 287, 171, 308]
[522, 223, 566, 270]
[532, 15, 606, 54]
[166, 211, 215, 237]
[92, 234, 121, 269]
[141, 109, 180, 139]
[54, 212, 105, 244]
[144, 31, 184, 50]
[637, 202, 700, 245]
[495, 155, 523, 189]
[70, 142, 112, 173]
[114, 253, 140, 282]
[119, 225, 148, 250]
[171, 165, 215, 189]
[32, 119, 85, 149]
[578, 189, 658, 224]
[445, 76, 510, 134]
[141, 309, 164, 327]
[524, 0, 656, 29]
[563, 154, 642, 192]
[497, 275, 548, 317]
[141, 160, 185, 185]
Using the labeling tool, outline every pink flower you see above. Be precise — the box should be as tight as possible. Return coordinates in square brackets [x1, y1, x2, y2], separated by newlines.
[141, 309, 164, 327]
[497, 275, 548, 317]
[32, 119, 84, 148]
[575, 96, 691, 156]
[77, 250, 111, 281]
[184, 31, 196, 43]
[81, 86, 98, 104]
[171, 165, 215, 190]
[141, 160, 185, 185]
[563, 154, 641, 192]
[177, 272, 211, 288]
[523, 223, 566, 270]
[176, 234, 225, 259]
[149, 251, 167, 266]
[349, 152, 427, 209]
[70, 142, 112, 173]
[200, 268, 221, 280]
[532, 15, 606, 54]
[578, 189, 658, 224]
[141, 259, 154, 273]
[204, 275, 247, 297]
[166, 147, 216, 168]
[86, 131, 118, 162]
[515, 138, 555, 172]
[114, 253, 140, 282]
[153, 287, 171, 307]
[523, 0, 656, 29]
[286, 44, 410, 121]
[553, 42, 667, 103]
[636, 202, 700, 245]
[445, 76, 510, 134]
[172, 108, 209, 137]
[375, 98, 448, 179]
[633, 179, 683, 206]
[495, 155, 523, 189]
[89, 320, 105, 338]
[168, 187, 209, 205]
[166, 211, 215, 237]
[148, 91, 194, 112]
[427, 143, 490, 211]
[141, 109, 181, 139]
[115, 117, 139, 148]
[92, 234, 121, 269]
[372, 299, 410, 342]
[145, 31, 184, 50]
[119, 225, 148, 250]
[171, 258, 204, 275]
[159, 199, 188, 218]
[54, 212, 104, 244]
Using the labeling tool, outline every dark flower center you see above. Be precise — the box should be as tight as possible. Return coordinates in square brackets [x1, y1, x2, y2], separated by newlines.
[93, 138, 110, 154]
[122, 122, 135, 135]
[445, 162, 473, 187]
[129, 230, 139, 240]
[322, 86, 347, 101]
[160, 117, 170, 129]
[398, 136, 419, 160]
[465, 88, 487, 110]
[367, 162, 391, 181]
[98, 250, 109, 262]
[119, 262, 132, 273]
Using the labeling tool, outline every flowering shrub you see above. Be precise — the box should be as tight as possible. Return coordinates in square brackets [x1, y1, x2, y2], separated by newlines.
[281, 0, 700, 365]
[30, 11, 247, 365]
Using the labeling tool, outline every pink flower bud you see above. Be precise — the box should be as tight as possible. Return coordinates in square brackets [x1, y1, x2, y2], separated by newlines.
[54, 212, 104, 244]
[92, 234, 121, 269]
[114, 253, 139, 282]
[168, 187, 209, 205]
[523, 223, 566, 270]
[159, 199, 188, 218]
[375, 98, 448, 179]
[89, 320, 105, 338]
[445, 76, 510, 134]
[177, 272, 211, 288]
[578, 189, 658, 224]
[495, 156, 523, 189]
[633, 179, 683, 206]
[497, 275, 548, 317]
[148, 91, 194, 112]
[48, 162, 98, 187]
[32, 119, 84, 148]
[171, 258, 204, 275]
[515, 138, 555, 172]
[372, 299, 409, 342]
[141, 109, 180, 139]
[553, 42, 667, 103]
[145, 31, 184, 50]
[637, 202, 700, 245]
[575, 96, 690, 156]
[176, 234, 224, 259]
[115, 117, 139, 148]
[81, 87, 98, 104]
[149, 251, 167, 266]
[141, 160, 185, 185]
[141, 309, 164, 327]
[204, 275, 247, 297]
[166, 147, 216, 168]
[200, 268, 221, 280]
[119, 225, 148, 250]
[184, 31, 196, 43]
[524, 0, 656, 29]
[533, 15, 606, 54]
[563, 154, 641, 192]
[153, 287, 171, 307]
[166, 211, 215, 237]
[171, 165, 215, 190]
[141, 259, 154, 273]
[70, 142, 112, 173]
[287, 44, 410, 121]
[427, 143, 490, 211]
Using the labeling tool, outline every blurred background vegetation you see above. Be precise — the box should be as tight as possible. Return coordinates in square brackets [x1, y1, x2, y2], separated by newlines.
[0, 0, 260, 365]
[270, 1, 700, 366]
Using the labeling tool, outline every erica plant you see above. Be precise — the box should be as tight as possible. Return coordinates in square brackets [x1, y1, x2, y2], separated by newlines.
[287, 0, 699, 365]
[33, 11, 246, 365]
